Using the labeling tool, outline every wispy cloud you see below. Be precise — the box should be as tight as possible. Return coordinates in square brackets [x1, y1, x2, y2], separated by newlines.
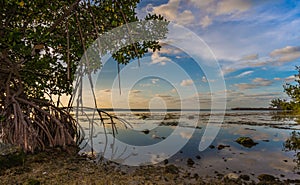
[130, 90, 142, 94]
[239, 54, 259, 61]
[252, 78, 273, 86]
[235, 71, 254, 78]
[235, 78, 273, 90]
[270, 46, 300, 63]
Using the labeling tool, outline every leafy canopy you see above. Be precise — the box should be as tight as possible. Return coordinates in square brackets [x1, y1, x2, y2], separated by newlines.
[0, 0, 167, 100]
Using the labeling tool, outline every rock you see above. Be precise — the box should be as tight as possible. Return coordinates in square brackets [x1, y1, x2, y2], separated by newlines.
[224, 173, 239, 180]
[236, 137, 258, 148]
[159, 122, 178, 126]
[141, 129, 150, 134]
[163, 159, 169, 165]
[258, 174, 276, 182]
[240, 174, 250, 181]
[209, 145, 215, 149]
[165, 164, 179, 174]
[217, 144, 230, 150]
[187, 158, 195, 166]
[0, 143, 25, 172]
[140, 115, 149, 120]
[188, 115, 194, 120]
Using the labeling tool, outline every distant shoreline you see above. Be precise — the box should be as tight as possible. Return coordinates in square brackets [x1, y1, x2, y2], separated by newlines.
[70, 107, 282, 112]
[230, 107, 281, 111]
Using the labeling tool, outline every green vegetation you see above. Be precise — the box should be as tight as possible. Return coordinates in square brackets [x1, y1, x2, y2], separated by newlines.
[284, 131, 300, 169]
[0, 0, 167, 152]
[271, 66, 300, 113]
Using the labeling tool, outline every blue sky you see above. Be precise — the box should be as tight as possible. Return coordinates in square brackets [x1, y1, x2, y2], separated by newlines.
[92, 0, 300, 109]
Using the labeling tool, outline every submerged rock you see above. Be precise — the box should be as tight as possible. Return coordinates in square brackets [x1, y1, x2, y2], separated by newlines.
[258, 174, 276, 182]
[141, 129, 150, 134]
[188, 115, 194, 120]
[187, 158, 195, 166]
[236, 137, 258, 148]
[209, 145, 215, 149]
[159, 122, 178, 126]
[217, 144, 230, 150]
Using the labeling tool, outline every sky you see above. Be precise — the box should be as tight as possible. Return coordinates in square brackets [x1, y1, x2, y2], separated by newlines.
[86, 0, 300, 110]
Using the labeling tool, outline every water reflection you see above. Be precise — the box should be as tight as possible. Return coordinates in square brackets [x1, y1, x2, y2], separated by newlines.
[284, 131, 300, 169]
[270, 111, 300, 125]
[78, 110, 300, 180]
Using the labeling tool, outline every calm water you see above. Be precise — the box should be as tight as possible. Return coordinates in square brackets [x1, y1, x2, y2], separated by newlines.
[77, 110, 300, 181]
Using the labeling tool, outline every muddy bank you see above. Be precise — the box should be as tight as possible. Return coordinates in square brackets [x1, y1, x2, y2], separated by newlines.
[1, 147, 299, 185]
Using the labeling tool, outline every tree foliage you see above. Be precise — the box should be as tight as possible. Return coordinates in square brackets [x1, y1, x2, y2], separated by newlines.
[284, 66, 300, 104]
[271, 66, 300, 113]
[0, 0, 168, 152]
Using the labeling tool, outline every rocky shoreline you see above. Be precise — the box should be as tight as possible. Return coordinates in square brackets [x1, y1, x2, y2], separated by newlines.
[1, 146, 300, 185]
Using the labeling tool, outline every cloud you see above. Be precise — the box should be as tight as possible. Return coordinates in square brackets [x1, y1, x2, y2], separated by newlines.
[270, 46, 300, 56]
[130, 90, 142, 94]
[100, 89, 111, 93]
[274, 77, 281, 81]
[240, 54, 259, 61]
[152, 0, 179, 20]
[200, 15, 212, 28]
[180, 79, 194, 86]
[235, 71, 254, 78]
[158, 45, 182, 55]
[284, 75, 295, 82]
[151, 79, 160, 84]
[151, 52, 172, 65]
[252, 78, 273, 86]
[154, 94, 181, 107]
[270, 46, 300, 63]
[235, 78, 273, 90]
[187, 0, 214, 9]
[177, 10, 195, 25]
[155, 94, 173, 98]
[234, 83, 258, 90]
[215, 0, 252, 16]
[152, 0, 194, 26]
[188, 0, 252, 16]
[171, 88, 177, 93]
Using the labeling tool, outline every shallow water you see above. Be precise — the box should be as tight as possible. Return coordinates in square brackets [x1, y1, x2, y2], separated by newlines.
[78, 110, 300, 181]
